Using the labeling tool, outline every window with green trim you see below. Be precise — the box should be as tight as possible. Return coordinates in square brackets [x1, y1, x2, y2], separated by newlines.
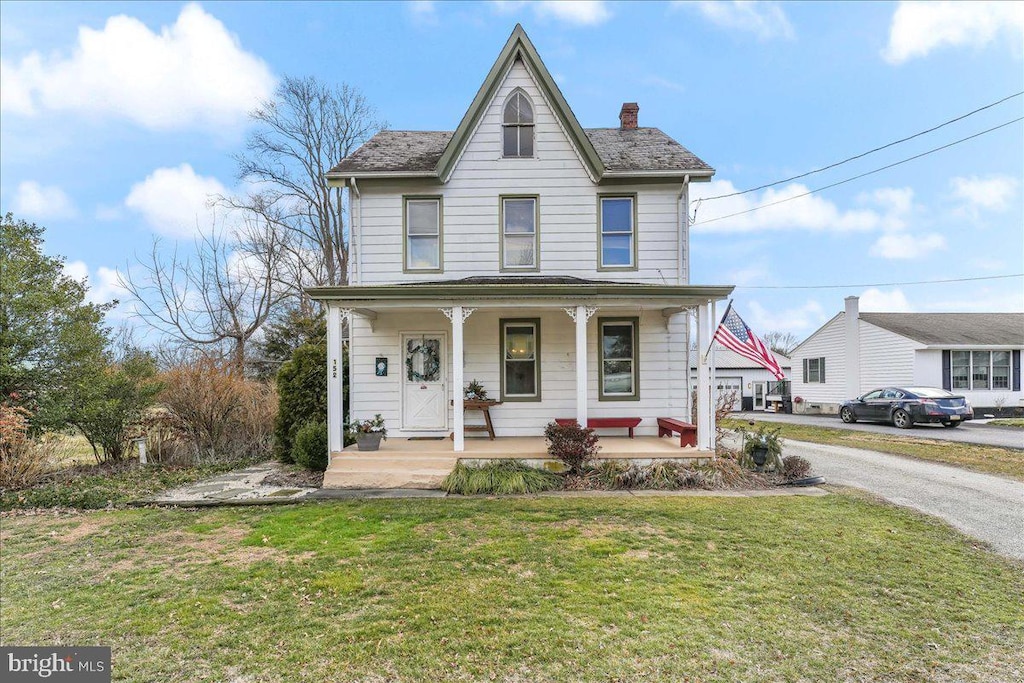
[501, 320, 540, 400]
[599, 318, 638, 400]
[501, 197, 537, 269]
[405, 198, 441, 271]
[600, 196, 634, 268]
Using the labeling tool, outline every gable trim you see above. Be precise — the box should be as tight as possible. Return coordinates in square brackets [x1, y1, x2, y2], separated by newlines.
[436, 24, 605, 183]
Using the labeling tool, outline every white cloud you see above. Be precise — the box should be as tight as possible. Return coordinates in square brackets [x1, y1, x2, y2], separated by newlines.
[492, 1, 611, 26]
[408, 1, 439, 25]
[950, 175, 1019, 212]
[0, 3, 275, 131]
[11, 181, 77, 220]
[869, 231, 946, 260]
[746, 299, 828, 335]
[641, 75, 686, 93]
[124, 164, 229, 238]
[682, 1, 795, 41]
[64, 260, 128, 305]
[859, 288, 912, 312]
[883, 1, 1024, 64]
[691, 180, 898, 233]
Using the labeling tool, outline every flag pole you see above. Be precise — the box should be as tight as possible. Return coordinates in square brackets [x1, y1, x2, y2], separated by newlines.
[703, 299, 733, 363]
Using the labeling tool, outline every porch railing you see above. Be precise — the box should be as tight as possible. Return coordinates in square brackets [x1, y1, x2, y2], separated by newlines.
[767, 380, 791, 397]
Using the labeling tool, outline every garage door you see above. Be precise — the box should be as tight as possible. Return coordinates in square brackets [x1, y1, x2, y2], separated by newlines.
[715, 377, 743, 412]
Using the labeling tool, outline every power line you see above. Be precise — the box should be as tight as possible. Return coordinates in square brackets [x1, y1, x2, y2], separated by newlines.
[700, 91, 1024, 202]
[692, 117, 1024, 228]
[735, 273, 1024, 290]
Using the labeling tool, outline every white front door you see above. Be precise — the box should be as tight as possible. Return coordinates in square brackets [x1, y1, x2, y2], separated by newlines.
[401, 333, 447, 430]
[753, 382, 766, 411]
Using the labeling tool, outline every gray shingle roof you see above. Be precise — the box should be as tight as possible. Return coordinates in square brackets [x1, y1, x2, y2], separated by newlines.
[330, 128, 711, 175]
[860, 313, 1024, 346]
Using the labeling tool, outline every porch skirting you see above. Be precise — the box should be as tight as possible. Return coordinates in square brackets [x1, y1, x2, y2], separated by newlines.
[324, 437, 713, 489]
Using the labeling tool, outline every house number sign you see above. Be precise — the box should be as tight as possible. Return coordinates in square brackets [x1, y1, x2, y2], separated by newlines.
[332, 358, 337, 379]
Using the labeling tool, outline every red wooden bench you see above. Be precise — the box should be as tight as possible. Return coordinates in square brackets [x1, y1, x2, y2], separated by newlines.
[555, 417, 642, 438]
[657, 418, 698, 447]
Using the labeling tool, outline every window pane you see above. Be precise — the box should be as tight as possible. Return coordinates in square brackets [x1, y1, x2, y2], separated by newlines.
[952, 351, 971, 366]
[503, 235, 535, 268]
[503, 96, 519, 124]
[516, 93, 533, 124]
[972, 351, 990, 389]
[601, 198, 633, 233]
[504, 326, 535, 360]
[505, 360, 536, 395]
[504, 199, 535, 234]
[602, 324, 633, 360]
[407, 201, 438, 235]
[601, 233, 632, 267]
[603, 360, 633, 394]
[519, 126, 534, 156]
[503, 126, 519, 157]
[407, 236, 438, 269]
[808, 358, 820, 383]
[993, 351, 1011, 367]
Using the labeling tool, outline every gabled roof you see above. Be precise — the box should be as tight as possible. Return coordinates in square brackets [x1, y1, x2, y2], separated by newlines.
[860, 312, 1024, 346]
[327, 25, 713, 182]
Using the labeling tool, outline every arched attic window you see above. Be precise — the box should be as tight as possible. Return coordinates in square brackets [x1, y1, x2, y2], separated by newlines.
[502, 89, 534, 158]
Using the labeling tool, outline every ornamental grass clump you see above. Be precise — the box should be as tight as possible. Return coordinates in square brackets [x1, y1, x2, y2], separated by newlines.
[441, 460, 561, 495]
[544, 420, 599, 475]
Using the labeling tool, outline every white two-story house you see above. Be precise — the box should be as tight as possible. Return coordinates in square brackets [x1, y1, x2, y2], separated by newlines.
[309, 26, 733, 486]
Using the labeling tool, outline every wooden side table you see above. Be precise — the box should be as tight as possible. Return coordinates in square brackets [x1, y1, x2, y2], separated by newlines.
[452, 399, 502, 440]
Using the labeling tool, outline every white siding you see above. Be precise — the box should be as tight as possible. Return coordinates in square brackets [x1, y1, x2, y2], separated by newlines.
[349, 308, 689, 437]
[355, 59, 683, 285]
[790, 313, 847, 412]
[859, 321, 921, 392]
[915, 348, 1024, 411]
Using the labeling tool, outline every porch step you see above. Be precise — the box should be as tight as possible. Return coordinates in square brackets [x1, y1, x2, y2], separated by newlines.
[324, 454, 458, 490]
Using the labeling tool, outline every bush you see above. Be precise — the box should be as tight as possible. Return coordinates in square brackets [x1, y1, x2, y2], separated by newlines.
[0, 405, 63, 489]
[293, 421, 329, 471]
[544, 421, 599, 474]
[442, 460, 562, 495]
[274, 342, 327, 463]
[157, 356, 277, 465]
[739, 424, 784, 472]
[781, 455, 812, 481]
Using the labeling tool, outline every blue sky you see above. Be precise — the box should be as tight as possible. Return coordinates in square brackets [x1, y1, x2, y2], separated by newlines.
[2, 1, 1022, 339]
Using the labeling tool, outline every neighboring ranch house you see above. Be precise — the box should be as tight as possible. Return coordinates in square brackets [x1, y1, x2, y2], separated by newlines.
[690, 346, 793, 412]
[791, 296, 1023, 416]
[309, 26, 733, 488]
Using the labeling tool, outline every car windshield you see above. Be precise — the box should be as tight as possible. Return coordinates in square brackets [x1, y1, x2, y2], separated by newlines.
[906, 387, 955, 398]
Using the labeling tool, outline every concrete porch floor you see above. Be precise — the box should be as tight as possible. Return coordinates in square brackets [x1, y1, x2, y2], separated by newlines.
[324, 436, 711, 489]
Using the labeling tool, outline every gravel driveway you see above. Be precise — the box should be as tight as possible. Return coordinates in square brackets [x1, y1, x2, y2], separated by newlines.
[739, 411, 1024, 449]
[784, 439, 1024, 561]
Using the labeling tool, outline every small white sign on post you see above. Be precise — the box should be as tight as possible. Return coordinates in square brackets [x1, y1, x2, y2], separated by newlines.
[134, 437, 148, 465]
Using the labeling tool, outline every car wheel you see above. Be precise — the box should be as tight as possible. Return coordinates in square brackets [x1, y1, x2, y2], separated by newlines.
[892, 409, 912, 429]
[943, 421, 961, 428]
[840, 407, 857, 423]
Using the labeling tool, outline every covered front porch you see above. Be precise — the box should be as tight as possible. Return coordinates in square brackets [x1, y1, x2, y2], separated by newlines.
[324, 435, 712, 489]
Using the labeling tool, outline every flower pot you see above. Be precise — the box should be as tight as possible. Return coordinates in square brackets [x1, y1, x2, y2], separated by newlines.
[750, 446, 769, 468]
[356, 433, 383, 451]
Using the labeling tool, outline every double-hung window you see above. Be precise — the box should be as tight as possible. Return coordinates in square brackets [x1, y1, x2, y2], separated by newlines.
[501, 196, 538, 270]
[501, 320, 540, 401]
[404, 197, 442, 272]
[599, 196, 635, 269]
[502, 90, 534, 158]
[803, 357, 826, 383]
[598, 318, 639, 400]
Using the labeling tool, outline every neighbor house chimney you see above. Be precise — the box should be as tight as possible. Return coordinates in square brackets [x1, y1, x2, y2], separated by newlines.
[844, 296, 861, 399]
[619, 102, 639, 129]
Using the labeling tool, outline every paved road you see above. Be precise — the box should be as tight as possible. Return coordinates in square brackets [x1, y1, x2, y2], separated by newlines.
[737, 411, 1024, 449]
[784, 439, 1024, 561]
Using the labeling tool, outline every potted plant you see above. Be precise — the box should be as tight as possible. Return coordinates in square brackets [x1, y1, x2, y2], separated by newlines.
[464, 379, 489, 401]
[740, 424, 783, 472]
[347, 414, 387, 451]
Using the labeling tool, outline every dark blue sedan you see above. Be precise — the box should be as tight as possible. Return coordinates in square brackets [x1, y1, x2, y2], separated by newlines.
[840, 387, 974, 429]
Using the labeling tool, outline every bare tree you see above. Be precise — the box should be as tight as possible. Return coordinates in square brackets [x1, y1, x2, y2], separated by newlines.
[762, 331, 801, 357]
[120, 220, 287, 372]
[224, 76, 386, 293]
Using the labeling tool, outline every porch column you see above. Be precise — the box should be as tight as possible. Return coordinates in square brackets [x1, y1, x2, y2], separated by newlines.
[441, 306, 475, 452]
[696, 302, 712, 451]
[565, 306, 597, 426]
[327, 305, 348, 455]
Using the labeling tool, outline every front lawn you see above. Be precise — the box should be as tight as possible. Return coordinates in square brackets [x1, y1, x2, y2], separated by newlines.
[724, 418, 1024, 480]
[2, 494, 1021, 682]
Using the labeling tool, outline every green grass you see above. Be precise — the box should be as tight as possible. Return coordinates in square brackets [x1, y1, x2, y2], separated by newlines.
[442, 459, 562, 494]
[2, 494, 1021, 682]
[0, 458, 259, 511]
[989, 418, 1024, 428]
[724, 418, 1024, 480]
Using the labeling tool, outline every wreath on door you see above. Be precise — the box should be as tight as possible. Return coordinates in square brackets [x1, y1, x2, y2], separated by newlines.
[406, 339, 441, 382]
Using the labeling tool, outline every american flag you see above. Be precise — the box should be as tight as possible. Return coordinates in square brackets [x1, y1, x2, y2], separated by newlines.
[712, 304, 786, 380]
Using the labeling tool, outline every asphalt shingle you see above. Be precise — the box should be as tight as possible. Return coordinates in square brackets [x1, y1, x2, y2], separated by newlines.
[860, 313, 1024, 346]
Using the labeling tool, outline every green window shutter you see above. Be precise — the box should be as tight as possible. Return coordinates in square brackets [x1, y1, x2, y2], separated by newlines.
[820, 358, 826, 383]
[802, 358, 808, 383]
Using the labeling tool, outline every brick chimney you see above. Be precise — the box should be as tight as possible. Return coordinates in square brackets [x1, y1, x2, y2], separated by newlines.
[619, 102, 639, 129]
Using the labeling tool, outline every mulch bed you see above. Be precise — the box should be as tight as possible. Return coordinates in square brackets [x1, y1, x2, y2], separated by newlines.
[262, 466, 323, 489]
